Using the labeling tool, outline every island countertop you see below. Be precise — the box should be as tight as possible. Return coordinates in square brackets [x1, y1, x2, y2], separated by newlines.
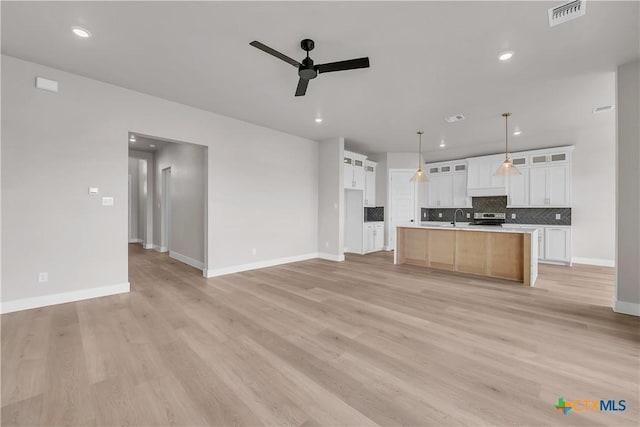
[398, 222, 538, 234]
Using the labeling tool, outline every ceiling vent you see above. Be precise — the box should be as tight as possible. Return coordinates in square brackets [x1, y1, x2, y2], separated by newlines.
[593, 105, 614, 114]
[445, 114, 465, 123]
[548, 0, 587, 27]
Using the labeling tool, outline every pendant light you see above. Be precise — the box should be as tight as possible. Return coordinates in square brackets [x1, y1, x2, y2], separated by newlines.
[494, 112, 521, 176]
[410, 131, 428, 182]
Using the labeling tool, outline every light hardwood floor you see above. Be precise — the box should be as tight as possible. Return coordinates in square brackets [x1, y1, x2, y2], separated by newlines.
[2, 245, 639, 426]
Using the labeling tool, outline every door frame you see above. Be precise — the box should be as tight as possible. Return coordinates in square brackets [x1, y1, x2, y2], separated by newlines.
[387, 168, 419, 251]
[161, 166, 172, 252]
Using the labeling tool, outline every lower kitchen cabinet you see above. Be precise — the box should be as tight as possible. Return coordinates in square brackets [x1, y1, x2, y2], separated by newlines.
[506, 224, 571, 265]
[544, 227, 571, 263]
[364, 222, 384, 253]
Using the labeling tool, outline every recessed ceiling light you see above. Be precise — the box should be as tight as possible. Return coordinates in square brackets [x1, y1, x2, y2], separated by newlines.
[315, 117, 323, 123]
[71, 26, 92, 38]
[498, 51, 514, 61]
[513, 130, 522, 136]
[149, 144, 156, 148]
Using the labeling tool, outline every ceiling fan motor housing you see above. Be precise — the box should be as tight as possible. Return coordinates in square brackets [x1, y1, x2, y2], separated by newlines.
[299, 57, 318, 79]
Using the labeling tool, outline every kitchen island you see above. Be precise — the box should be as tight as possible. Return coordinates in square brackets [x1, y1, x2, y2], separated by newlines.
[395, 223, 538, 286]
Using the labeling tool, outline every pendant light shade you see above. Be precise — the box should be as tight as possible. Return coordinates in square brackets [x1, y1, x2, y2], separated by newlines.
[494, 112, 521, 176]
[410, 131, 428, 182]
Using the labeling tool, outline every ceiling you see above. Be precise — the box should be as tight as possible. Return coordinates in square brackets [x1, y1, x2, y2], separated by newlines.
[2, 1, 638, 159]
[128, 135, 170, 153]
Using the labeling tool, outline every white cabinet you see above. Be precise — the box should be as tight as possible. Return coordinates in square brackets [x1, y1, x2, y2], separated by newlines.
[344, 151, 366, 190]
[364, 161, 376, 207]
[527, 151, 571, 207]
[545, 227, 571, 263]
[363, 222, 384, 253]
[425, 162, 469, 208]
[507, 168, 530, 207]
[374, 222, 384, 250]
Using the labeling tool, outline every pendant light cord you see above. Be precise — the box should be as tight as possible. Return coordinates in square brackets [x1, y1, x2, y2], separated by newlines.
[502, 112, 511, 160]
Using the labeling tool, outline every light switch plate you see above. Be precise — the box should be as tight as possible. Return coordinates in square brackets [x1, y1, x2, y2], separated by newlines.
[555, 213, 561, 220]
[38, 272, 48, 283]
[511, 213, 516, 219]
[36, 77, 58, 93]
[102, 197, 114, 206]
[438, 212, 442, 218]
[466, 213, 470, 218]
[88, 187, 99, 195]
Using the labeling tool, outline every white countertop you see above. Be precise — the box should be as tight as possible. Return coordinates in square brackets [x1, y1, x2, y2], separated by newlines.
[397, 222, 538, 234]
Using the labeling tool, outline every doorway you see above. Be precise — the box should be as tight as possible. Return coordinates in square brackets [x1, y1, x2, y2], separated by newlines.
[161, 167, 172, 252]
[388, 169, 418, 249]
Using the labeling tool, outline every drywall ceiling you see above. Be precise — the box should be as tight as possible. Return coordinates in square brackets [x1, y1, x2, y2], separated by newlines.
[2, 1, 638, 159]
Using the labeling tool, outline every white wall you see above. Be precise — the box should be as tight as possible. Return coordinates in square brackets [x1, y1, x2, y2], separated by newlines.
[571, 126, 616, 263]
[317, 137, 344, 260]
[615, 59, 640, 316]
[128, 157, 140, 241]
[1, 55, 319, 311]
[153, 141, 206, 267]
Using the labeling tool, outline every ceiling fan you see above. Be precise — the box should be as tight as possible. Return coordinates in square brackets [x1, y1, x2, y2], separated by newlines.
[249, 38, 370, 97]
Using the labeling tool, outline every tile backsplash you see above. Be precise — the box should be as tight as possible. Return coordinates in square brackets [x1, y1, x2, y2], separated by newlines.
[421, 196, 571, 225]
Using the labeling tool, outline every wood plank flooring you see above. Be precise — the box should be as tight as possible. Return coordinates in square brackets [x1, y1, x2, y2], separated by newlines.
[2, 244, 639, 426]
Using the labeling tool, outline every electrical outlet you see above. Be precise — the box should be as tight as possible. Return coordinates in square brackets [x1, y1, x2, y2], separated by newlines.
[251, 248, 257, 255]
[438, 212, 442, 218]
[423, 212, 427, 219]
[556, 214, 561, 220]
[466, 213, 470, 218]
[38, 272, 48, 283]
[102, 196, 114, 206]
[325, 241, 329, 248]
[511, 213, 516, 219]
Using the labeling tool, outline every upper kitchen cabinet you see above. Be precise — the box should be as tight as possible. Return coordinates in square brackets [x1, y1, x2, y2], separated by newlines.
[466, 154, 507, 197]
[425, 161, 470, 208]
[364, 160, 377, 207]
[506, 156, 529, 207]
[526, 148, 572, 207]
[344, 150, 367, 191]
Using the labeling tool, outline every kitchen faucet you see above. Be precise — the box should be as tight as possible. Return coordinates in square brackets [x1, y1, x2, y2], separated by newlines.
[452, 208, 465, 227]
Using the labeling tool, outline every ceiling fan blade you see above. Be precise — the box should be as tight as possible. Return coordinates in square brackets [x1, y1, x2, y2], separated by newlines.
[295, 78, 309, 97]
[316, 57, 370, 74]
[250, 41, 300, 67]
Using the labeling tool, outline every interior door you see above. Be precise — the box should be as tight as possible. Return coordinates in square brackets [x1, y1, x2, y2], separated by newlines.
[389, 170, 417, 249]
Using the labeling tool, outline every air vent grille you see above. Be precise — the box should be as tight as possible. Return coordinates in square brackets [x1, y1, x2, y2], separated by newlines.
[593, 105, 614, 114]
[445, 114, 465, 123]
[549, 0, 586, 27]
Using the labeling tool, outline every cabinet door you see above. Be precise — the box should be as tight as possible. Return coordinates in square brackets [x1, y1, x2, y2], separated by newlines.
[529, 167, 547, 206]
[365, 169, 376, 206]
[545, 228, 570, 262]
[343, 164, 354, 189]
[438, 175, 453, 207]
[452, 173, 468, 207]
[353, 159, 365, 190]
[374, 223, 384, 249]
[507, 168, 529, 207]
[426, 176, 440, 207]
[547, 165, 569, 206]
[490, 157, 506, 188]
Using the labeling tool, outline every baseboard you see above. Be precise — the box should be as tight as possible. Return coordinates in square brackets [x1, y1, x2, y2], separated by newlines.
[384, 245, 393, 251]
[170, 250, 204, 270]
[1, 282, 130, 314]
[205, 252, 319, 278]
[128, 238, 142, 244]
[143, 243, 153, 250]
[571, 257, 615, 267]
[317, 252, 345, 262]
[612, 299, 640, 316]
[152, 244, 168, 253]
